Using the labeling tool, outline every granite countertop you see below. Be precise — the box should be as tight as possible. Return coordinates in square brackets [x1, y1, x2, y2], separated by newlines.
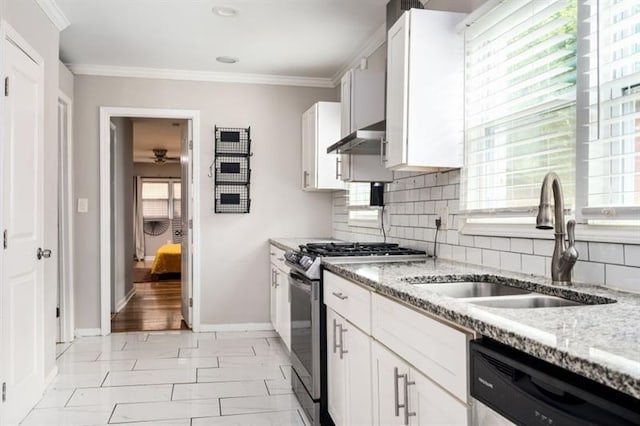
[269, 237, 341, 252]
[322, 258, 640, 399]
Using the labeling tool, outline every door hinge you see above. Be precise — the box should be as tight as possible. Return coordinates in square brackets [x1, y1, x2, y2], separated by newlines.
[189, 297, 193, 307]
[2, 382, 6, 402]
[188, 219, 193, 229]
[4, 77, 8, 97]
[56, 307, 60, 318]
[3, 229, 7, 249]
[189, 140, 193, 150]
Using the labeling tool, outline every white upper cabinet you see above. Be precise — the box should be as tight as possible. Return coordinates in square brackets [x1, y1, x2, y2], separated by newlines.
[301, 102, 345, 191]
[385, 9, 466, 171]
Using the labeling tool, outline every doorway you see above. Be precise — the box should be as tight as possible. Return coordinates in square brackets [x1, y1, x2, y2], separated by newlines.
[99, 108, 201, 335]
[111, 119, 188, 332]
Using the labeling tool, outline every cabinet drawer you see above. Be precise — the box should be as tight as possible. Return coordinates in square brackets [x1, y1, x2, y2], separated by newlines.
[269, 245, 288, 272]
[372, 293, 469, 402]
[323, 272, 371, 334]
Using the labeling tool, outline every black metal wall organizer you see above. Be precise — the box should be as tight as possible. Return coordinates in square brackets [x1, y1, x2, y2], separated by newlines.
[211, 126, 252, 213]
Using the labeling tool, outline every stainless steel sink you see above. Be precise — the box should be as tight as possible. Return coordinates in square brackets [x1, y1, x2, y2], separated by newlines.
[411, 281, 531, 298]
[466, 295, 584, 309]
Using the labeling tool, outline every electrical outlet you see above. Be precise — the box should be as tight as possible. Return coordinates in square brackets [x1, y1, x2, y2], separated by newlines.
[437, 206, 449, 230]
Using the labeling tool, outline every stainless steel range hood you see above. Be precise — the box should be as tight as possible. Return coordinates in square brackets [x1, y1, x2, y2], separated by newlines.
[326, 120, 385, 154]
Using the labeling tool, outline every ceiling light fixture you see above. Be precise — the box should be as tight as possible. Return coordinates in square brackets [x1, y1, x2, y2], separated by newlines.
[216, 56, 239, 64]
[212, 7, 238, 17]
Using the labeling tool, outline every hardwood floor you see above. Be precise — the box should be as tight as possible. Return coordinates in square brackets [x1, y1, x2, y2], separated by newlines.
[111, 280, 188, 333]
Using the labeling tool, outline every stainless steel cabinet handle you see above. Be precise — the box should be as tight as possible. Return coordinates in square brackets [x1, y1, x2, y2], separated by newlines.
[403, 375, 416, 425]
[381, 137, 388, 164]
[274, 270, 279, 287]
[339, 324, 348, 359]
[271, 269, 275, 287]
[331, 291, 348, 300]
[335, 157, 342, 179]
[332, 319, 339, 354]
[394, 367, 403, 417]
[303, 171, 309, 187]
[37, 248, 52, 260]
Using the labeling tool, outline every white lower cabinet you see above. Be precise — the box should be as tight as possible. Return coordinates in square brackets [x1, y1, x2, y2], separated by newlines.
[372, 341, 469, 426]
[323, 271, 471, 426]
[326, 308, 373, 426]
[269, 244, 290, 351]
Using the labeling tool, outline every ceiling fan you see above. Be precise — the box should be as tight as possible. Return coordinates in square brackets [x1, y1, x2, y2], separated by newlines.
[148, 148, 180, 164]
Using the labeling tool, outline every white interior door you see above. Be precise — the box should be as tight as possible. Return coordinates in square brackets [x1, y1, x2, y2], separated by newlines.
[180, 120, 193, 327]
[1, 38, 45, 425]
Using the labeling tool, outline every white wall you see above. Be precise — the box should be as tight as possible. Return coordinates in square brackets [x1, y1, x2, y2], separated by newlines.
[133, 162, 181, 178]
[1, 0, 60, 378]
[59, 61, 74, 99]
[72, 76, 337, 328]
[333, 170, 640, 294]
[110, 117, 134, 311]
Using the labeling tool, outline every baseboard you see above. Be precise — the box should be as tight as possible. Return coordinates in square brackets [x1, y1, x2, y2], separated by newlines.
[75, 328, 102, 337]
[199, 322, 274, 332]
[44, 365, 59, 389]
[144, 256, 155, 261]
[115, 287, 136, 313]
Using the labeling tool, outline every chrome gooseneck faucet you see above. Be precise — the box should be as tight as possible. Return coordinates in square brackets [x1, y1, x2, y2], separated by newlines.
[536, 172, 579, 286]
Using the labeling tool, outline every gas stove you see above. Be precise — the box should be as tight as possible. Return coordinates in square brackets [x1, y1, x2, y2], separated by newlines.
[285, 242, 427, 280]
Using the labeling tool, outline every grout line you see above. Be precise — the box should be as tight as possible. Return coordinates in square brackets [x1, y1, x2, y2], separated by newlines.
[170, 383, 175, 401]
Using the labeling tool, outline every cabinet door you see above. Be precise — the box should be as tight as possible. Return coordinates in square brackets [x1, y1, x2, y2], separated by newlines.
[315, 103, 344, 190]
[386, 11, 410, 169]
[276, 268, 291, 351]
[342, 319, 373, 426]
[327, 309, 346, 426]
[372, 341, 411, 426]
[340, 71, 352, 138]
[339, 153, 351, 181]
[411, 368, 469, 426]
[269, 265, 278, 330]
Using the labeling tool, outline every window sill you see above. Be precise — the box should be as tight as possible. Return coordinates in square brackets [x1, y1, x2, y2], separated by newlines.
[460, 222, 640, 245]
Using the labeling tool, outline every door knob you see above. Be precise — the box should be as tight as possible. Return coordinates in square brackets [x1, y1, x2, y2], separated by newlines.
[37, 248, 52, 260]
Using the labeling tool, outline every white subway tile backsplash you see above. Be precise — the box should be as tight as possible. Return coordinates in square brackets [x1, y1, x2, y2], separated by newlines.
[605, 264, 640, 293]
[475, 236, 491, 249]
[430, 187, 443, 200]
[436, 173, 449, 186]
[589, 242, 624, 265]
[533, 239, 554, 256]
[466, 248, 482, 265]
[510, 238, 533, 254]
[482, 250, 500, 268]
[573, 261, 605, 286]
[500, 252, 521, 272]
[333, 171, 640, 294]
[521, 255, 546, 276]
[452, 246, 466, 262]
[459, 235, 474, 247]
[624, 245, 640, 267]
[491, 237, 510, 251]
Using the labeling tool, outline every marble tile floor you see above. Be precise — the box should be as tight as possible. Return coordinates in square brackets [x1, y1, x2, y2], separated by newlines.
[21, 330, 309, 426]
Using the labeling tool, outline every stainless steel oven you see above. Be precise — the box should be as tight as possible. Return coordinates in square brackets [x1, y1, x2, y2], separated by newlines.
[289, 270, 321, 425]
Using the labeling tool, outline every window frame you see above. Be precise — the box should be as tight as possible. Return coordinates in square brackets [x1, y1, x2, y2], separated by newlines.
[346, 182, 381, 229]
[141, 177, 181, 221]
[458, 0, 639, 242]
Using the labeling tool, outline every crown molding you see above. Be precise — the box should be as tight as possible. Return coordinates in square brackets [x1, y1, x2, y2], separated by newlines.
[35, 0, 70, 31]
[331, 23, 387, 86]
[66, 64, 335, 88]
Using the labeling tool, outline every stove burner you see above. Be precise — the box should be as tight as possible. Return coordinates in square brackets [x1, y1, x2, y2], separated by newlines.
[299, 242, 426, 257]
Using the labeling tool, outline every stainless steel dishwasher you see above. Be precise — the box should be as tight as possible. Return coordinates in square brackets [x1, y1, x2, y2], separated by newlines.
[470, 339, 640, 426]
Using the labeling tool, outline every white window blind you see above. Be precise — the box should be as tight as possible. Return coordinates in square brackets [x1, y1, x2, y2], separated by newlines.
[142, 181, 169, 218]
[173, 182, 182, 218]
[462, 0, 578, 215]
[583, 0, 640, 220]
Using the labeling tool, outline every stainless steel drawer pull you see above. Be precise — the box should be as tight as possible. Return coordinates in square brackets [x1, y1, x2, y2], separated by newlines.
[331, 291, 348, 300]
[332, 319, 339, 354]
[339, 325, 348, 359]
[403, 375, 416, 425]
[394, 367, 403, 417]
